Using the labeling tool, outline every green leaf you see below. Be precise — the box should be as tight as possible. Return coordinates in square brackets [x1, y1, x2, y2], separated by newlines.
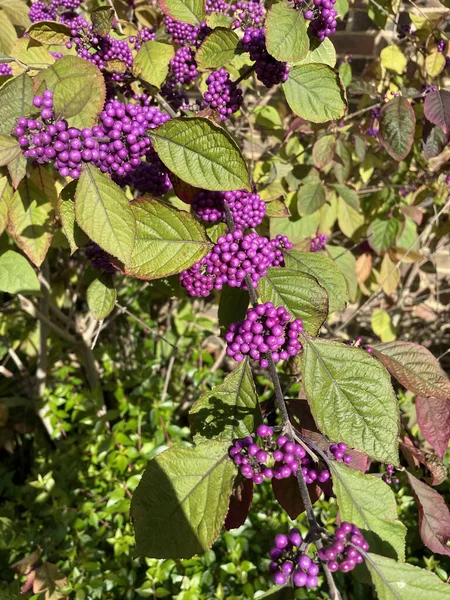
[196, 28, 240, 70]
[0, 134, 21, 166]
[0, 11, 17, 54]
[10, 38, 55, 72]
[379, 97, 416, 161]
[150, 117, 250, 191]
[124, 197, 211, 279]
[57, 180, 88, 255]
[380, 45, 407, 74]
[0, 175, 12, 235]
[190, 358, 261, 442]
[283, 64, 346, 123]
[337, 197, 364, 238]
[0, 73, 33, 135]
[0, 0, 30, 28]
[133, 41, 175, 89]
[0, 249, 40, 294]
[259, 268, 328, 335]
[218, 285, 249, 330]
[7, 153, 27, 188]
[302, 339, 399, 463]
[270, 211, 320, 244]
[312, 134, 335, 169]
[368, 218, 399, 254]
[366, 553, 450, 600]
[91, 6, 114, 37]
[265, 2, 309, 63]
[331, 183, 359, 210]
[35, 56, 106, 129]
[8, 179, 55, 267]
[297, 37, 336, 67]
[75, 164, 136, 264]
[297, 182, 326, 215]
[325, 245, 357, 301]
[371, 309, 397, 342]
[130, 440, 237, 558]
[26, 21, 71, 46]
[256, 586, 296, 599]
[159, 0, 205, 26]
[283, 250, 347, 313]
[331, 462, 406, 560]
[371, 341, 450, 401]
[87, 275, 117, 320]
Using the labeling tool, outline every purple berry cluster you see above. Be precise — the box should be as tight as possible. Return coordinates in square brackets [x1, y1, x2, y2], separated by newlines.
[225, 302, 303, 366]
[115, 149, 172, 197]
[169, 47, 198, 85]
[205, 0, 229, 14]
[85, 243, 116, 274]
[437, 39, 446, 54]
[242, 28, 290, 88]
[231, 1, 265, 28]
[203, 68, 243, 120]
[76, 33, 134, 82]
[318, 522, 368, 572]
[164, 16, 210, 47]
[269, 529, 320, 588]
[329, 442, 352, 464]
[161, 80, 190, 111]
[60, 13, 88, 40]
[29, 1, 57, 21]
[130, 27, 156, 51]
[0, 63, 12, 76]
[384, 464, 399, 485]
[180, 232, 289, 297]
[310, 232, 328, 252]
[230, 426, 331, 484]
[302, 0, 338, 41]
[191, 189, 266, 229]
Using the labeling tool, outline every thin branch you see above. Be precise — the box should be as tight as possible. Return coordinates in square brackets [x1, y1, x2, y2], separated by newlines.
[234, 65, 256, 86]
[155, 92, 178, 119]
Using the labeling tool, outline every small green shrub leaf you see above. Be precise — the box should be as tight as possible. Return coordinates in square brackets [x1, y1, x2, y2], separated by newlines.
[302, 339, 400, 463]
[75, 164, 136, 264]
[0, 250, 40, 295]
[297, 181, 326, 215]
[190, 358, 261, 442]
[131, 440, 237, 558]
[158, 0, 205, 26]
[368, 218, 399, 254]
[259, 268, 328, 335]
[87, 275, 117, 320]
[0, 73, 33, 136]
[0, 134, 22, 166]
[265, 3, 309, 63]
[26, 21, 71, 45]
[283, 64, 346, 123]
[197, 28, 240, 70]
[331, 462, 406, 560]
[91, 6, 114, 37]
[58, 180, 88, 255]
[150, 117, 251, 191]
[133, 41, 175, 89]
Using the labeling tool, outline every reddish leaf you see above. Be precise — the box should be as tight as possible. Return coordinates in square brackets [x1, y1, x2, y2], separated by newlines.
[424, 90, 450, 134]
[168, 172, 199, 205]
[272, 475, 321, 519]
[400, 439, 447, 486]
[379, 96, 416, 161]
[416, 396, 450, 458]
[407, 472, 450, 556]
[400, 205, 423, 225]
[10, 549, 41, 575]
[371, 341, 450, 400]
[224, 479, 253, 530]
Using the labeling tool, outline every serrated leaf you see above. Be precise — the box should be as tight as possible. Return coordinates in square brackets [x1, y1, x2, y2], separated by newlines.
[371, 309, 396, 342]
[7, 153, 27, 188]
[33, 563, 67, 599]
[57, 181, 88, 254]
[218, 285, 248, 330]
[406, 472, 450, 556]
[425, 51, 446, 78]
[133, 41, 175, 89]
[75, 164, 136, 264]
[297, 181, 326, 215]
[130, 440, 237, 558]
[26, 21, 71, 46]
[150, 117, 251, 191]
[0, 0, 30, 27]
[10, 38, 55, 74]
[258, 268, 328, 335]
[0, 10, 17, 54]
[265, 3, 309, 64]
[379, 97, 416, 161]
[0, 175, 12, 234]
[331, 462, 406, 560]
[0, 134, 21, 166]
[297, 37, 336, 67]
[424, 90, 450, 134]
[302, 339, 399, 463]
[283, 64, 346, 123]
[8, 179, 55, 267]
[380, 45, 407, 74]
[0, 73, 33, 136]
[371, 341, 450, 401]
[87, 275, 116, 320]
[34, 56, 106, 129]
[0, 249, 40, 294]
[197, 28, 239, 70]
[158, 0, 205, 26]
[366, 552, 450, 599]
[190, 358, 261, 442]
[283, 249, 347, 312]
[124, 197, 211, 279]
[325, 245, 357, 301]
[312, 135, 335, 168]
[416, 396, 450, 458]
[331, 183, 359, 210]
[379, 253, 399, 296]
[368, 218, 399, 254]
[91, 6, 114, 37]
[337, 196, 364, 237]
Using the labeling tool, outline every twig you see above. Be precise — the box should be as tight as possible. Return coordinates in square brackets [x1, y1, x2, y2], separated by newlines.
[161, 348, 178, 403]
[234, 65, 256, 86]
[115, 303, 178, 349]
[155, 92, 178, 119]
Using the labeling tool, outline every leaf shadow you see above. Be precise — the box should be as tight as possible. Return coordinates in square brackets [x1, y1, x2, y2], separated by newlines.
[190, 395, 255, 440]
